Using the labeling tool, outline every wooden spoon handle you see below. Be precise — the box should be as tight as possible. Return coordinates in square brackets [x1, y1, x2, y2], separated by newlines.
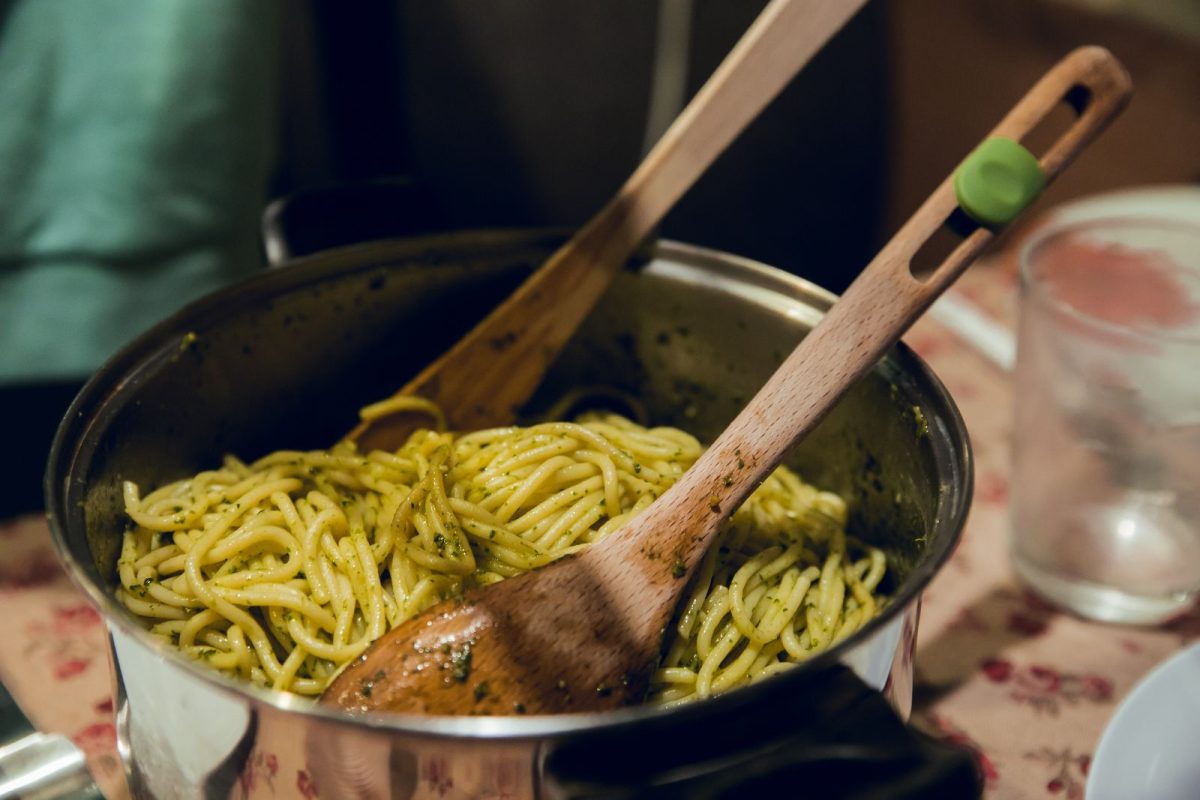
[348, 0, 869, 447]
[610, 46, 1132, 563]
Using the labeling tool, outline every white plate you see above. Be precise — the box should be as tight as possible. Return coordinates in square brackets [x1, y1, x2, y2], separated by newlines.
[1087, 643, 1200, 800]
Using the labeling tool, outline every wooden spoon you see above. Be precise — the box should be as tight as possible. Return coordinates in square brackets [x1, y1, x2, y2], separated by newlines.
[347, 0, 871, 452]
[324, 48, 1130, 715]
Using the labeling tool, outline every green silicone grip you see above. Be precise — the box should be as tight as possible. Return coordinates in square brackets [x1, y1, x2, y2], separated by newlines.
[953, 137, 1046, 227]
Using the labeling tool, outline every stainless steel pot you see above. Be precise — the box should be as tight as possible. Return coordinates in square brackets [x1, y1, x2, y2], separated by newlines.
[46, 230, 977, 799]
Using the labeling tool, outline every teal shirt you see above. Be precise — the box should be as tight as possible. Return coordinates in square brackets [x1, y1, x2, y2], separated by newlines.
[0, 0, 277, 382]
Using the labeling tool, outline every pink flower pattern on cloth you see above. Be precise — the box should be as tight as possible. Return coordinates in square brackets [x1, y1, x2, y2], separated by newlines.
[0, 256, 1196, 799]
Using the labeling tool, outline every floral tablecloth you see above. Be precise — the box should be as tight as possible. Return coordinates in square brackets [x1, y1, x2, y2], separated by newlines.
[1, 254, 1196, 800]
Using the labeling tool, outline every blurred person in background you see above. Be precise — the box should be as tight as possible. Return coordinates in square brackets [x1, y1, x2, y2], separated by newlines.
[0, 0, 278, 516]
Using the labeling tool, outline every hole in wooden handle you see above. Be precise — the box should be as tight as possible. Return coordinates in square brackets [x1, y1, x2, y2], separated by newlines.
[908, 207, 980, 282]
[1019, 83, 1091, 164]
[1064, 83, 1093, 115]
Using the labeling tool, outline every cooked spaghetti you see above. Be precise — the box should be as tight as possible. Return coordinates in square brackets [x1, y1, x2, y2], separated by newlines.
[116, 409, 886, 704]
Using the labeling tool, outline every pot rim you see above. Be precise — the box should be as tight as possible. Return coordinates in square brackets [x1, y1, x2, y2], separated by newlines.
[45, 229, 973, 740]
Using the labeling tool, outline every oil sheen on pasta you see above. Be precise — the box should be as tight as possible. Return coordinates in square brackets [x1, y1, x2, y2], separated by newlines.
[116, 410, 887, 706]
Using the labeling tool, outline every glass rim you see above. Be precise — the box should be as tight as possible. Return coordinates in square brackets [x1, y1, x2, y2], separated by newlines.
[1019, 215, 1200, 345]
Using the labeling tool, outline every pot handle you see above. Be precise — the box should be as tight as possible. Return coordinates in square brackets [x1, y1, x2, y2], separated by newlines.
[540, 664, 982, 799]
[0, 680, 102, 800]
[260, 178, 448, 267]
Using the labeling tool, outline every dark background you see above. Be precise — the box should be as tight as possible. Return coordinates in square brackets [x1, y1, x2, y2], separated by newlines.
[272, 0, 1200, 286]
[272, 0, 890, 293]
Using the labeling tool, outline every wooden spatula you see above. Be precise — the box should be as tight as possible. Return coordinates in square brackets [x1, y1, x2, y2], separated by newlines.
[347, 0, 871, 452]
[324, 48, 1131, 716]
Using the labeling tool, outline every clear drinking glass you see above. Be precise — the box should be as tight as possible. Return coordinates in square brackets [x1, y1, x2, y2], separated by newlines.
[1011, 218, 1200, 624]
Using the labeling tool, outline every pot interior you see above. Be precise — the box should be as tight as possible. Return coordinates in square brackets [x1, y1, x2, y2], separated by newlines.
[48, 230, 970, 710]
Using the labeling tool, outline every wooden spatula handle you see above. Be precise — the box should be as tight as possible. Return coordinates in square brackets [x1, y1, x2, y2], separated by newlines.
[893, 45, 1133, 300]
[348, 0, 869, 446]
[608, 46, 1132, 562]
